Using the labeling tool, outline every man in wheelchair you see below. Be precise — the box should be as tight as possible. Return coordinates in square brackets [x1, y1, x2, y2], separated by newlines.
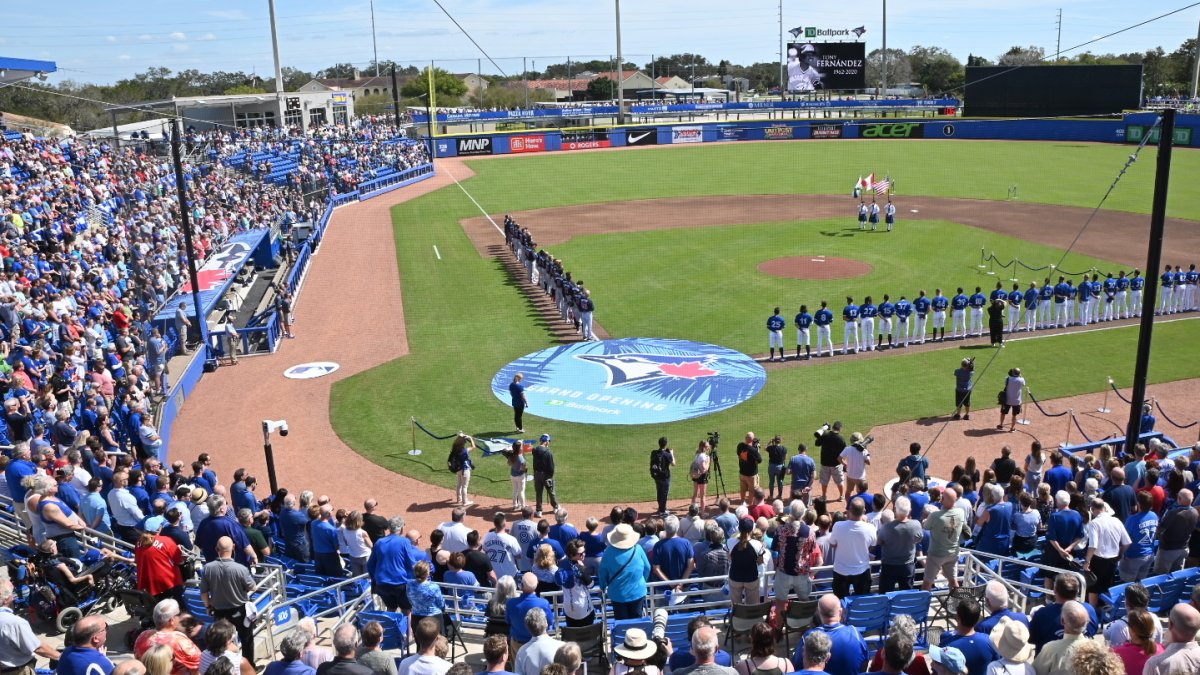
[35, 539, 130, 606]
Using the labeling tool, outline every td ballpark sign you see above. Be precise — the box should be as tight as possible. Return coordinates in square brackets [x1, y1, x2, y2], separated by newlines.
[492, 338, 766, 425]
[792, 25, 867, 39]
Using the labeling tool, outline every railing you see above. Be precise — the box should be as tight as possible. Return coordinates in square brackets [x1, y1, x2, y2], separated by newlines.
[358, 163, 435, 200]
[963, 549, 1088, 613]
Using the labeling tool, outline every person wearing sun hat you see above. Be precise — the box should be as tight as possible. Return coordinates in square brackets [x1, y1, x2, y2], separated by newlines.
[613, 628, 660, 675]
[928, 645, 968, 675]
[597, 523, 651, 620]
[986, 617, 1035, 675]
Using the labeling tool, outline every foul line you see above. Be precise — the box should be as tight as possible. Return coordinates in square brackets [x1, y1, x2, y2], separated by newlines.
[441, 162, 503, 235]
[433, 245, 442, 260]
[1005, 315, 1199, 344]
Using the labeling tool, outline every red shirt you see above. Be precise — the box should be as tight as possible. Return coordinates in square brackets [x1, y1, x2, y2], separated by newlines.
[748, 504, 777, 520]
[133, 629, 201, 675]
[135, 535, 184, 596]
[1139, 485, 1166, 514]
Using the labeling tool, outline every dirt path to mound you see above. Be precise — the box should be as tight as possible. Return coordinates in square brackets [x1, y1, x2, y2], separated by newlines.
[462, 195, 1200, 270]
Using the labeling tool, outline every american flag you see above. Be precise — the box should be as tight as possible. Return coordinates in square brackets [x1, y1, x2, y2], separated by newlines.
[874, 175, 892, 194]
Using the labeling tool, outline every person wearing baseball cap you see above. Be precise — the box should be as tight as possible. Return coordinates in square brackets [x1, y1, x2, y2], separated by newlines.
[532, 434, 557, 517]
[597, 523, 651, 620]
[927, 645, 967, 675]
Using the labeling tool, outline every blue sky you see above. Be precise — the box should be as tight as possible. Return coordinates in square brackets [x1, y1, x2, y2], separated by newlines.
[2, 1, 1196, 84]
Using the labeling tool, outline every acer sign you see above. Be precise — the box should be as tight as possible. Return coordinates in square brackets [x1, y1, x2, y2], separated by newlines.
[508, 135, 545, 153]
[860, 123, 925, 139]
[456, 137, 493, 156]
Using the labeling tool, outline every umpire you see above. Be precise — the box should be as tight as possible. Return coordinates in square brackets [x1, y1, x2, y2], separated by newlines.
[200, 536, 256, 663]
[953, 358, 974, 421]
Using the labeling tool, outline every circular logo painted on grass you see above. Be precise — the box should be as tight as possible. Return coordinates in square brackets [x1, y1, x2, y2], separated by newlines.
[492, 338, 766, 425]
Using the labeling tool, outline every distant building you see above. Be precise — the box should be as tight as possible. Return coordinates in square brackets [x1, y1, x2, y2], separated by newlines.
[517, 78, 591, 101]
[103, 91, 355, 133]
[298, 70, 397, 100]
[653, 75, 691, 90]
[455, 73, 489, 97]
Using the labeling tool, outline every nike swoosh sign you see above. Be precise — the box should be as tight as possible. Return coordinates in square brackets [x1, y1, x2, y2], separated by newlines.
[629, 133, 651, 143]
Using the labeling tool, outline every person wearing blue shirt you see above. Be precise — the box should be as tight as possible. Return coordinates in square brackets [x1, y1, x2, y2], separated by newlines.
[877, 294, 895, 349]
[1028, 576, 1099, 651]
[931, 288, 949, 342]
[767, 307, 786, 362]
[367, 516, 418, 612]
[1043, 491, 1085, 576]
[950, 287, 969, 339]
[1006, 283, 1023, 333]
[841, 297, 860, 354]
[940, 599, 1001, 675]
[1052, 276, 1072, 327]
[793, 595, 868, 675]
[969, 286, 988, 337]
[506, 573, 556, 643]
[56, 615, 115, 675]
[1037, 278, 1054, 329]
[859, 296, 877, 351]
[548, 515, 579, 552]
[787, 444, 816, 499]
[6, 447, 38, 522]
[894, 296, 913, 347]
[813, 301, 834, 358]
[651, 518, 694, 588]
[794, 305, 813, 360]
[897, 443, 929, 481]
[194, 498, 256, 567]
[1130, 269, 1145, 317]
[278, 498, 311, 562]
[1115, 271, 1131, 319]
[597, 524, 652, 620]
[1075, 280, 1092, 327]
[1186, 263, 1200, 311]
[1101, 273, 1119, 322]
[1045, 455, 1073, 495]
[912, 290, 931, 344]
[1119, 491, 1158, 582]
[311, 510, 343, 577]
[1018, 282, 1037, 332]
[1159, 263, 1175, 316]
[974, 485, 1013, 557]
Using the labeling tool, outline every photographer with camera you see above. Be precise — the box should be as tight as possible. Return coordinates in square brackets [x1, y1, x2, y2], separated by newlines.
[953, 358, 975, 421]
[765, 435, 789, 502]
[815, 423, 846, 502]
[839, 433, 872, 497]
[736, 433, 762, 504]
[649, 437, 676, 517]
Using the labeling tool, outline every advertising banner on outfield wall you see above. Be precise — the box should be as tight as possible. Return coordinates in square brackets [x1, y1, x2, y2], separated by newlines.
[716, 125, 748, 141]
[625, 129, 658, 146]
[786, 42, 867, 91]
[811, 123, 844, 139]
[562, 129, 611, 150]
[671, 126, 703, 144]
[764, 125, 795, 140]
[859, 122, 925, 139]
[456, 137, 493, 156]
[509, 135, 546, 153]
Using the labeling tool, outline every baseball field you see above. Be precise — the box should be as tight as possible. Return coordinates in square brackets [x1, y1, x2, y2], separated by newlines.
[328, 139, 1200, 503]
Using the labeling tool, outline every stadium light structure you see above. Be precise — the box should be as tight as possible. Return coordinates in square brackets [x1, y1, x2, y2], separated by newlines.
[614, 0, 625, 124]
[262, 419, 289, 493]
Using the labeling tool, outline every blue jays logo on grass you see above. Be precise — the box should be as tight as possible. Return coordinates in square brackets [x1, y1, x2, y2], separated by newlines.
[491, 338, 766, 425]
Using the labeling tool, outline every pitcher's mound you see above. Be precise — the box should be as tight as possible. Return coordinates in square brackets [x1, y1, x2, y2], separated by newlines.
[759, 256, 873, 280]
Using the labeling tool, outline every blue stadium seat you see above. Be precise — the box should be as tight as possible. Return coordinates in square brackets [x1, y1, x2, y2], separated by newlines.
[843, 594, 890, 646]
[886, 590, 933, 647]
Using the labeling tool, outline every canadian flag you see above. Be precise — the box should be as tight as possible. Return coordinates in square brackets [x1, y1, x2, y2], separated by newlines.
[859, 173, 875, 192]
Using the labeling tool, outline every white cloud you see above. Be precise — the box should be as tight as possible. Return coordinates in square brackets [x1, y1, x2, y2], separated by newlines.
[117, 54, 132, 61]
[106, 35, 118, 43]
[197, 33, 218, 41]
[169, 31, 187, 41]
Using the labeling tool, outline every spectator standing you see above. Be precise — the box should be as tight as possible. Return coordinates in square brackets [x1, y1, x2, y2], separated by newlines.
[338, 511, 373, 576]
[976, 581, 1029, 636]
[793, 595, 867, 675]
[828, 498, 876, 597]
[367, 516, 417, 613]
[974, 484, 1013, 558]
[924, 487, 966, 591]
[361, 500, 389, 544]
[736, 433, 762, 504]
[133, 599, 202, 675]
[199, 537, 256, 664]
[773, 501, 821, 615]
[816, 423, 847, 502]
[279, 496, 310, 562]
[108, 471, 145, 542]
[941, 599, 1000, 675]
[311, 506, 344, 577]
[1041, 491, 1084, 589]
[484, 512, 521, 580]
[195, 495, 257, 567]
[407, 561, 445, 631]
[0, 579, 60, 674]
[1154, 489, 1197, 573]
[597, 524, 652, 619]
[437, 508, 471, 554]
[787, 444, 815, 501]
[1081, 498, 1129, 606]
[1101, 468, 1135, 522]
[478, 636, 514, 675]
[649, 437, 675, 517]
[1031, 601, 1089, 675]
[316, 625, 372, 675]
[135, 530, 186, 603]
[728, 518, 765, 604]
[877, 496, 922, 593]
[651, 515, 694, 592]
[514, 610, 564, 675]
[1028, 576, 1098, 653]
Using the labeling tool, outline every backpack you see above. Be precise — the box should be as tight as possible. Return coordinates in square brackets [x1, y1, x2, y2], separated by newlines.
[690, 455, 708, 481]
[447, 451, 463, 473]
[650, 450, 670, 481]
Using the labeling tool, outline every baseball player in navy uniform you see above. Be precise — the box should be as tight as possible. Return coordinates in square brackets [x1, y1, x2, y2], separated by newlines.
[1173, 265, 1188, 313]
[1088, 273, 1102, 324]
[913, 290, 931, 344]
[795, 305, 813, 360]
[814, 301, 834, 357]
[859, 296, 878, 351]
[877, 294, 895, 349]
[950, 288, 968, 340]
[1007, 282, 1023, 333]
[1023, 281, 1040, 331]
[868, 201, 880, 231]
[1075, 278, 1092, 326]
[885, 201, 896, 232]
[1115, 271, 1130, 319]
[931, 288, 949, 342]
[858, 202, 869, 230]
[1159, 264, 1175, 315]
[767, 307, 786, 361]
[579, 289, 595, 340]
[894, 295, 913, 347]
[1038, 278, 1054, 329]
[1053, 276, 1071, 327]
[969, 286, 987, 337]
[842, 296, 861, 354]
[1102, 273, 1118, 322]
[1187, 264, 1199, 310]
[1130, 269, 1144, 317]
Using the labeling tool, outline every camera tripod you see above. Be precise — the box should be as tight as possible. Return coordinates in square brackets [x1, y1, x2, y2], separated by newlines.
[707, 432, 728, 500]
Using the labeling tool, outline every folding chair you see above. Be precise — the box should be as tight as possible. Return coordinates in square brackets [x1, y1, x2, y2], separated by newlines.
[782, 599, 819, 653]
[561, 622, 608, 673]
[723, 602, 772, 655]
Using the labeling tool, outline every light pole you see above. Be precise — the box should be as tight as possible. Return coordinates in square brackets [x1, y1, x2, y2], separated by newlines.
[262, 420, 289, 494]
[881, 0, 888, 97]
[615, 0, 625, 123]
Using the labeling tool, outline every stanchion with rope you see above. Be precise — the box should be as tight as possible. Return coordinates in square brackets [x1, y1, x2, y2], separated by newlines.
[1109, 379, 1133, 405]
[987, 255, 996, 276]
[1017, 387, 1032, 425]
[1059, 408, 1074, 448]
[978, 247, 988, 270]
[1009, 259, 1020, 283]
[1070, 410, 1094, 444]
[409, 417, 423, 456]
[1098, 377, 1113, 414]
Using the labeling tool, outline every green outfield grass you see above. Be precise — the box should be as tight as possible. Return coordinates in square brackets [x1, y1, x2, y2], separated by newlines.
[329, 140, 1200, 503]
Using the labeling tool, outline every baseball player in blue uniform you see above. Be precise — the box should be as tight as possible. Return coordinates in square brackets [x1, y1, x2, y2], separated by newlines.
[930, 289, 949, 342]
[1088, 273, 1102, 323]
[1007, 283, 1023, 333]
[1075, 278, 1092, 326]
[1115, 271, 1130, 319]
[950, 288, 968, 340]
[767, 307, 786, 362]
[1038, 278, 1054, 329]
[795, 305, 813, 360]
[989, 281, 1007, 303]
[814, 301, 834, 357]
[1023, 282, 1040, 331]
[1173, 265, 1188, 313]
[860, 296, 878, 351]
[1186, 264, 1199, 311]
[894, 295, 914, 347]
[579, 289, 596, 340]
[1102, 273, 1118, 322]
[1159, 264, 1175, 315]
[969, 286, 987, 337]
[1053, 276, 1072, 327]
[842, 296, 861, 354]
[1130, 269, 1144, 317]
[857, 202, 868, 230]
[885, 201, 896, 232]
[913, 290, 931, 344]
[868, 202, 880, 231]
[877, 294, 895, 349]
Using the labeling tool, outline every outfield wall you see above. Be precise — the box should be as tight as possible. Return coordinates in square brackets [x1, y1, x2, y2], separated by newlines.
[432, 113, 1200, 158]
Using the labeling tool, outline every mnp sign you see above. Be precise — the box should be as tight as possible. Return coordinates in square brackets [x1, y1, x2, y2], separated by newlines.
[456, 137, 493, 156]
[860, 123, 924, 139]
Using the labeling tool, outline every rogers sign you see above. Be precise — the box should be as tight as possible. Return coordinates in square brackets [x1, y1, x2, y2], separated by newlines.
[509, 135, 545, 153]
[564, 139, 611, 150]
